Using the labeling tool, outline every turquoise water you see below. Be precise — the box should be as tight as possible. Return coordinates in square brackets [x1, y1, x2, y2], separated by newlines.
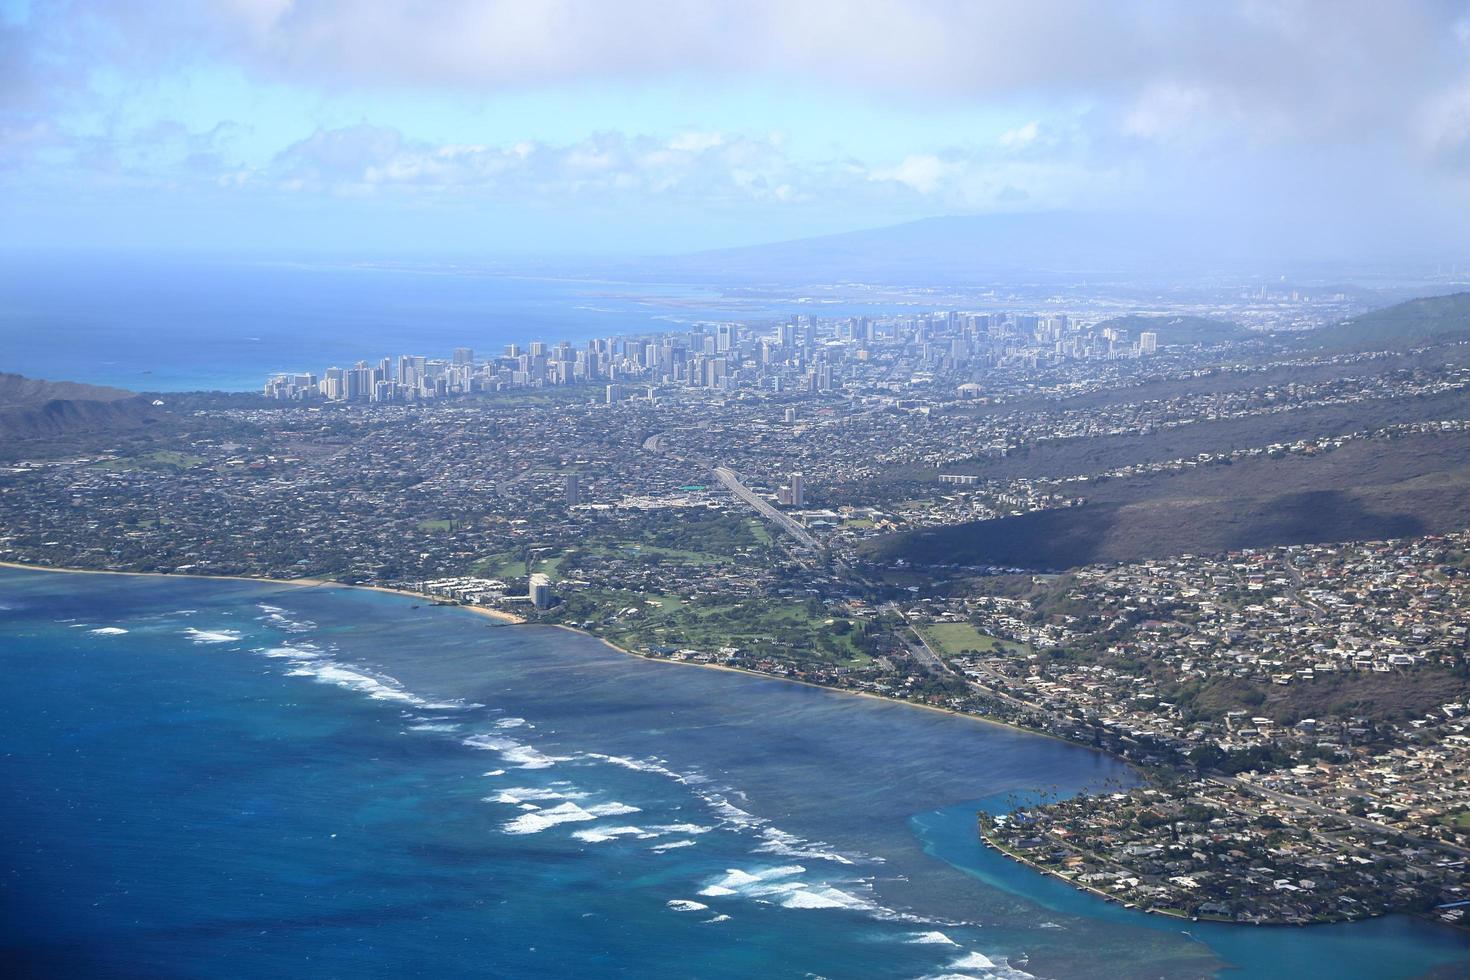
[1, 567, 1467, 978]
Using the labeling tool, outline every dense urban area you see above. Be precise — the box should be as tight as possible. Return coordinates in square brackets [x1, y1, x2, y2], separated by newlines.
[3, 287, 1470, 931]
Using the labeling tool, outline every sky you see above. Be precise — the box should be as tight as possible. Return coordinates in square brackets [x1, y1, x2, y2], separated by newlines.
[3, 0, 1470, 260]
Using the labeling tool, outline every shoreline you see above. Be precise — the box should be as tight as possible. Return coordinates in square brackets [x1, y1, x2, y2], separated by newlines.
[0, 561, 524, 624]
[543, 623, 1098, 749]
[0, 559, 1084, 750]
[977, 825, 1183, 918]
[974, 825, 1429, 931]
[5, 559, 1462, 936]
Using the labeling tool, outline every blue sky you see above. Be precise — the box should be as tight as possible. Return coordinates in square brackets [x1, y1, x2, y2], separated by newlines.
[4, 0, 1470, 258]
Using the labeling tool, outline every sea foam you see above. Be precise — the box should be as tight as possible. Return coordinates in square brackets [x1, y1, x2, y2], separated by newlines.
[755, 826, 857, 865]
[287, 662, 423, 704]
[463, 734, 569, 769]
[502, 800, 642, 835]
[185, 628, 243, 644]
[573, 825, 656, 843]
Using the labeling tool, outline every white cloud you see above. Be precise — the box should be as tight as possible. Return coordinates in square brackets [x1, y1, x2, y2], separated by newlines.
[255, 125, 818, 205]
[1418, 79, 1470, 174]
[999, 121, 1039, 148]
[870, 155, 952, 195]
[1122, 84, 1219, 143]
[85, 122, 1098, 216]
[6, 1, 1470, 253]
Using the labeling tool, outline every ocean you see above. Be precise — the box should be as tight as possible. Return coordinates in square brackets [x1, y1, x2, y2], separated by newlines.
[0, 255, 885, 393]
[3, 567, 1468, 978]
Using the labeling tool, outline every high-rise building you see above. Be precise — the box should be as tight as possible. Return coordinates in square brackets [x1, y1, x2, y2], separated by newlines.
[1139, 331, 1158, 354]
[452, 347, 474, 366]
[790, 472, 805, 507]
[322, 366, 346, 400]
[564, 474, 580, 506]
[528, 573, 552, 610]
[704, 357, 727, 388]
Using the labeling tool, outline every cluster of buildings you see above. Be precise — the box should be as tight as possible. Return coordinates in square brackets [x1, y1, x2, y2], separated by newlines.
[980, 779, 1465, 925]
[261, 308, 1223, 405]
[892, 531, 1470, 924]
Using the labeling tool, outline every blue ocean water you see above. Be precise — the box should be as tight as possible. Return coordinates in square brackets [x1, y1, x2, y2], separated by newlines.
[2, 567, 1468, 979]
[0, 256, 881, 392]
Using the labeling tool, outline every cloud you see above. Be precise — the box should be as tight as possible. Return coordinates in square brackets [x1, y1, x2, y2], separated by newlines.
[1419, 79, 1470, 175]
[257, 125, 812, 205]
[247, 124, 1131, 215]
[34, 120, 1079, 218]
[46, 1, 1461, 142]
[999, 122, 1040, 148]
[5, 1, 1470, 255]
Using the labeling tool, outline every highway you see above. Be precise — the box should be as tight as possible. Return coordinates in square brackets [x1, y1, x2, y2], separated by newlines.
[712, 465, 819, 552]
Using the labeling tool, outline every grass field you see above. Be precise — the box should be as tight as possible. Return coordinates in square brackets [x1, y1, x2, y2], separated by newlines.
[560, 590, 873, 666]
[1438, 811, 1470, 830]
[472, 551, 526, 579]
[595, 543, 730, 565]
[747, 520, 774, 546]
[89, 450, 205, 471]
[921, 622, 1003, 656]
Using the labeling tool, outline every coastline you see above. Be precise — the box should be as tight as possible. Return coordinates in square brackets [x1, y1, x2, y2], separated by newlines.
[0, 561, 524, 624]
[541, 622, 1092, 748]
[0, 559, 1079, 748]
[976, 823, 1196, 923]
[7, 559, 1462, 938]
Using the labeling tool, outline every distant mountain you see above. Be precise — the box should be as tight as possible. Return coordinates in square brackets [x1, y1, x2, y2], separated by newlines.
[0, 373, 138, 407]
[1310, 292, 1470, 351]
[648, 213, 1246, 285]
[1093, 314, 1246, 346]
[0, 373, 158, 440]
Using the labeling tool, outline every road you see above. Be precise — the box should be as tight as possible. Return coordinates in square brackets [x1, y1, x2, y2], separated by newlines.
[1279, 560, 1326, 624]
[885, 603, 954, 675]
[712, 465, 819, 552]
[1209, 774, 1470, 859]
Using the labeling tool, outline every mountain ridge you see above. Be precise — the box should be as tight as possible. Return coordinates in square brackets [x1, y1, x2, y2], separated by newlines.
[0, 373, 158, 441]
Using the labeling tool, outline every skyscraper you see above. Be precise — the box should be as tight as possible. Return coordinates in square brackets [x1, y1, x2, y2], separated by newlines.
[564, 474, 581, 506]
[528, 573, 552, 610]
[790, 472, 805, 507]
